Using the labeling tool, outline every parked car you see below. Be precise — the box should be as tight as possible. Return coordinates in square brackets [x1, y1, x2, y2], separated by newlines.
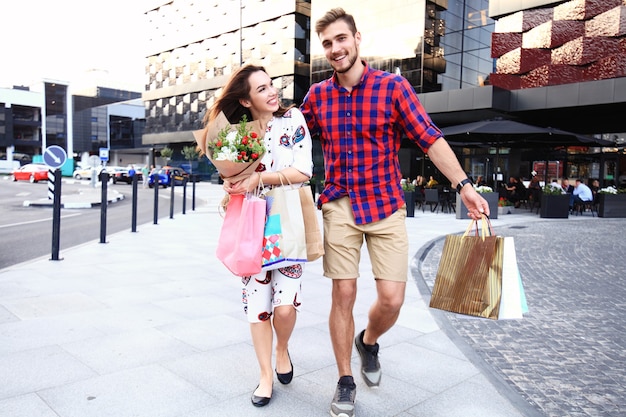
[10, 163, 49, 183]
[73, 166, 103, 180]
[105, 166, 132, 184]
[148, 166, 189, 188]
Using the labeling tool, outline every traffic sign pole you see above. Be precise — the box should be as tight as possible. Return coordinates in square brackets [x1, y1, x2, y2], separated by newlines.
[50, 169, 63, 261]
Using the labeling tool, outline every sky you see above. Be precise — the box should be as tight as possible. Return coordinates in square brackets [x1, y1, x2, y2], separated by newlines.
[0, 0, 151, 91]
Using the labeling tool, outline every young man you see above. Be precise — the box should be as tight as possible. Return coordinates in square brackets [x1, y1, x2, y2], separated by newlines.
[300, 8, 489, 417]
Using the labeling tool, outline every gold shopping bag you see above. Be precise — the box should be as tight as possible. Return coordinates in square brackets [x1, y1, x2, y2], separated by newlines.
[429, 216, 504, 319]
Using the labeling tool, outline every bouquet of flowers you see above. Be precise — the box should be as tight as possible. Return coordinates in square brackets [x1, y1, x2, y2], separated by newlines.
[193, 111, 266, 182]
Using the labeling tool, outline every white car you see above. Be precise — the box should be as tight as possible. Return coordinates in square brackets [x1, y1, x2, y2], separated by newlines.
[73, 166, 103, 180]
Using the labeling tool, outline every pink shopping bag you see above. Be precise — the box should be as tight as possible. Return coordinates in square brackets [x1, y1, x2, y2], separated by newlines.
[216, 193, 266, 276]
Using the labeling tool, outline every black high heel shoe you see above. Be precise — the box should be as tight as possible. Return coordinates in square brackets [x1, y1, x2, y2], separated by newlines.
[276, 352, 293, 385]
[251, 385, 272, 407]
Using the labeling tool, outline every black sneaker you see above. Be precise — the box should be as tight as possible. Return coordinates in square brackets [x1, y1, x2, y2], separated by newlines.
[330, 376, 356, 417]
[354, 330, 381, 387]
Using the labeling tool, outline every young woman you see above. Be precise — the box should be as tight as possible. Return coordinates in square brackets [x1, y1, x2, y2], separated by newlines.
[197, 65, 313, 407]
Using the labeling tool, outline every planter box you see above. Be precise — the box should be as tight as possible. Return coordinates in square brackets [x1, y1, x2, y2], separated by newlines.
[404, 191, 415, 217]
[456, 192, 499, 220]
[598, 194, 626, 218]
[498, 206, 516, 216]
[540, 194, 570, 218]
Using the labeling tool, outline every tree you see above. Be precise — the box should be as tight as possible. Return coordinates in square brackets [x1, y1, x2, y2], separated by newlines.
[181, 145, 199, 174]
[159, 146, 173, 162]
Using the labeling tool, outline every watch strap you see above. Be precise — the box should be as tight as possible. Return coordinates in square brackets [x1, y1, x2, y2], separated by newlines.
[456, 178, 473, 194]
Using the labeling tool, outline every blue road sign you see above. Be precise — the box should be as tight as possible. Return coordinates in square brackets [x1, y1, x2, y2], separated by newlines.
[43, 145, 68, 169]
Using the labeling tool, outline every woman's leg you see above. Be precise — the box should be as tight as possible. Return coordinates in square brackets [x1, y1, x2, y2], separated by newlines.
[250, 320, 274, 397]
[243, 273, 275, 398]
[273, 304, 296, 373]
[271, 265, 303, 374]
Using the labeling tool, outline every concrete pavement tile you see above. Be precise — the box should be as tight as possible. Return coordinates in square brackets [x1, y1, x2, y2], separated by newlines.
[408, 329, 469, 362]
[163, 344, 262, 402]
[2, 292, 107, 319]
[0, 316, 104, 355]
[153, 293, 242, 319]
[180, 388, 329, 417]
[157, 315, 250, 351]
[0, 394, 58, 417]
[60, 328, 199, 374]
[395, 302, 440, 334]
[0, 274, 58, 300]
[0, 305, 18, 325]
[349, 374, 432, 417]
[283, 326, 337, 373]
[61, 303, 189, 334]
[38, 365, 217, 417]
[405, 374, 526, 417]
[0, 345, 97, 400]
[381, 342, 480, 393]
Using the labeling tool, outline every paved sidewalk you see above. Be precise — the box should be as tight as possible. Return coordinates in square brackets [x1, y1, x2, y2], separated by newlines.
[0, 182, 619, 417]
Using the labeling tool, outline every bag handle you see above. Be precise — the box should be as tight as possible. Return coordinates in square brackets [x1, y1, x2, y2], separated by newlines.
[275, 171, 296, 189]
[220, 174, 266, 216]
[462, 214, 493, 240]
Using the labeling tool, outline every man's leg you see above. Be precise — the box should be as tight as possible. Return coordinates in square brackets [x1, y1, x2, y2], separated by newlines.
[329, 278, 357, 377]
[355, 280, 406, 387]
[329, 278, 358, 417]
[364, 280, 406, 344]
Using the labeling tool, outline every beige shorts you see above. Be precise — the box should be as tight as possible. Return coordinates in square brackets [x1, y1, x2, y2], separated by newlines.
[321, 197, 408, 282]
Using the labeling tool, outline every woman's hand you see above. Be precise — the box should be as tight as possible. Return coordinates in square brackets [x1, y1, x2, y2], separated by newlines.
[223, 172, 261, 194]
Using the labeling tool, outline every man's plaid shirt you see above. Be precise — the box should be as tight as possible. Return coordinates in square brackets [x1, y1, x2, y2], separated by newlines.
[301, 62, 443, 224]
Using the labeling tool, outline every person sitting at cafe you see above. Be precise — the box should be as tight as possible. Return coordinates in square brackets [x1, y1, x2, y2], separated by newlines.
[590, 179, 600, 194]
[561, 178, 574, 194]
[475, 175, 487, 186]
[573, 179, 594, 212]
[505, 176, 527, 208]
[426, 175, 439, 188]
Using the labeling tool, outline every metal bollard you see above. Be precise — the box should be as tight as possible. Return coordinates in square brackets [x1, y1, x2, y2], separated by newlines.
[182, 177, 188, 214]
[100, 171, 109, 243]
[50, 169, 62, 260]
[131, 174, 138, 232]
[153, 173, 159, 224]
[169, 173, 175, 219]
[192, 174, 197, 211]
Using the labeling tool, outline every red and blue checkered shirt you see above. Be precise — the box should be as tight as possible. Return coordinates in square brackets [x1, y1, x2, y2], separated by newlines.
[300, 62, 443, 225]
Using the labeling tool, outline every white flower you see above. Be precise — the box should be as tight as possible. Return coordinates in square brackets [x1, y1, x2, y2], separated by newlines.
[215, 146, 239, 161]
[474, 185, 493, 193]
[599, 186, 618, 194]
[225, 130, 238, 142]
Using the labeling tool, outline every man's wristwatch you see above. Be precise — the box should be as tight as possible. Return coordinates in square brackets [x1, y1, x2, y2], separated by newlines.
[456, 178, 473, 194]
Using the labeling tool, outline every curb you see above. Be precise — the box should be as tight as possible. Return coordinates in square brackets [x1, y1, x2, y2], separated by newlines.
[23, 192, 125, 208]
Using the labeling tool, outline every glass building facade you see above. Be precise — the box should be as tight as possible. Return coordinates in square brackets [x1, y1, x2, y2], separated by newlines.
[140, 0, 623, 184]
[310, 0, 494, 92]
[439, 0, 494, 90]
[143, 0, 311, 140]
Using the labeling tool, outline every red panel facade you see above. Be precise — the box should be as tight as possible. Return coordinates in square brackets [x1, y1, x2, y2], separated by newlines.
[492, 32, 523, 58]
[522, 20, 585, 49]
[490, 0, 626, 90]
[552, 37, 620, 65]
[497, 48, 551, 74]
[521, 64, 586, 88]
[585, 6, 626, 37]
[554, 0, 623, 21]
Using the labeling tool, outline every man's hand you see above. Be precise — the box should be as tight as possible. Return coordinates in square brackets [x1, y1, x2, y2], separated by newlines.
[460, 187, 490, 220]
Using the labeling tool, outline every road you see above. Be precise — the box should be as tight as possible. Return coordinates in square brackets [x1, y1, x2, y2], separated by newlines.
[0, 177, 202, 269]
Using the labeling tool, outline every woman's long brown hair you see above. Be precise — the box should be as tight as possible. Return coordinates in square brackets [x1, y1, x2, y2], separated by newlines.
[197, 65, 291, 156]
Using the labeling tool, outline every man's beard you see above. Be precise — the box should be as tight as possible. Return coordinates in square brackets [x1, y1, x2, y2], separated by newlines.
[332, 51, 358, 74]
